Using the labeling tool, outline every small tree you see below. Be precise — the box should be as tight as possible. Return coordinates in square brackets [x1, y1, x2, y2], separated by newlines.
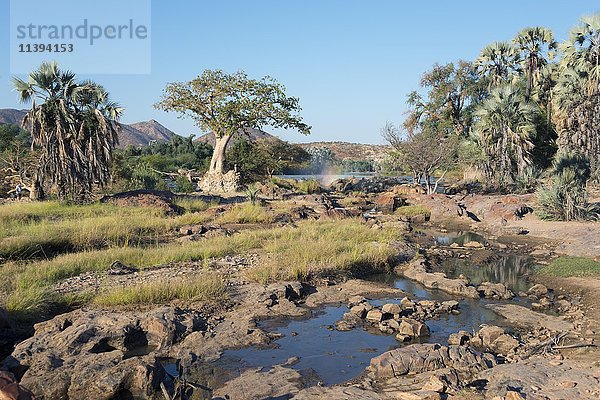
[382, 123, 457, 194]
[155, 70, 310, 191]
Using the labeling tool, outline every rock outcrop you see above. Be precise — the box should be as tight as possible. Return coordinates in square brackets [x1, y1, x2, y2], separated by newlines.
[486, 304, 574, 332]
[399, 259, 480, 299]
[1, 307, 207, 399]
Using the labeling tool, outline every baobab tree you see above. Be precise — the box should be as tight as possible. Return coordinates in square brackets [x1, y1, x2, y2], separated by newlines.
[155, 70, 310, 192]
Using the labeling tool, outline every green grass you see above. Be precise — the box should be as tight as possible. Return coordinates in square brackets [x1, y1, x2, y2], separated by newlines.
[216, 203, 273, 224]
[394, 205, 431, 218]
[172, 198, 211, 213]
[93, 273, 227, 306]
[246, 219, 401, 283]
[0, 205, 403, 318]
[0, 201, 221, 259]
[537, 256, 600, 277]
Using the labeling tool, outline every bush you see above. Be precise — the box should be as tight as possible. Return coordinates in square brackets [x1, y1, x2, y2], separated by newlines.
[175, 176, 195, 193]
[536, 152, 599, 221]
[295, 179, 321, 194]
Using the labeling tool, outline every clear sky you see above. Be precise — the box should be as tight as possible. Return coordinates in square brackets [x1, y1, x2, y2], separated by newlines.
[0, 0, 597, 144]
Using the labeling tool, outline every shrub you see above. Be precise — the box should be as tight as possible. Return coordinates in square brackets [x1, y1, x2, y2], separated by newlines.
[175, 176, 196, 193]
[536, 152, 599, 221]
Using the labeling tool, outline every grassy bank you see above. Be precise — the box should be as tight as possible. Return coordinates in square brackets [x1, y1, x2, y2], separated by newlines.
[1, 211, 402, 318]
[537, 256, 600, 278]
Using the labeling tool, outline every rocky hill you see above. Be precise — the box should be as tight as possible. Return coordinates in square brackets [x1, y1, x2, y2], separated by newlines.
[0, 109, 175, 148]
[298, 141, 390, 162]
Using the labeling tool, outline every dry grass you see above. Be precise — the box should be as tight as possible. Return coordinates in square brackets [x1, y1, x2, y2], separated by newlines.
[245, 219, 401, 283]
[0, 202, 403, 319]
[215, 203, 273, 224]
[93, 273, 227, 306]
[394, 205, 431, 218]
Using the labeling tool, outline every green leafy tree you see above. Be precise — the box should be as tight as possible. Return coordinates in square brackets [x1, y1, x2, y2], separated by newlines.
[13, 62, 123, 200]
[155, 70, 310, 182]
[405, 61, 485, 137]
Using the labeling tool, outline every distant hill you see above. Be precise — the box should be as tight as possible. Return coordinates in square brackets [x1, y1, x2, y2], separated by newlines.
[0, 108, 175, 148]
[196, 128, 279, 148]
[298, 141, 390, 162]
[0, 109, 27, 126]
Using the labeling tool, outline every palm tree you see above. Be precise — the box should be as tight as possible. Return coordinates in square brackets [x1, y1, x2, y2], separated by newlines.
[513, 27, 557, 101]
[13, 62, 122, 201]
[561, 13, 600, 95]
[553, 14, 600, 179]
[476, 41, 520, 88]
[473, 85, 537, 185]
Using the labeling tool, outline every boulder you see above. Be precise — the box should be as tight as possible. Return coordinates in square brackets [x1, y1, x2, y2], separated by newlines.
[366, 310, 384, 323]
[1, 307, 207, 399]
[382, 303, 401, 315]
[396, 318, 430, 338]
[476, 282, 514, 300]
[527, 283, 549, 297]
[448, 331, 471, 346]
[369, 343, 497, 382]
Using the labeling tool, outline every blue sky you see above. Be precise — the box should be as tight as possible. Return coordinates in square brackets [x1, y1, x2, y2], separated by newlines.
[0, 0, 597, 144]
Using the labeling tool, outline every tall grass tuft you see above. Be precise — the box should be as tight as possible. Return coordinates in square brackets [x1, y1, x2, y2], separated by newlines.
[216, 203, 272, 224]
[93, 273, 227, 306]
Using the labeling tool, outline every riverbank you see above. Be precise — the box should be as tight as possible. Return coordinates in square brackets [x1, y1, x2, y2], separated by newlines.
[0, 188, 599, 399]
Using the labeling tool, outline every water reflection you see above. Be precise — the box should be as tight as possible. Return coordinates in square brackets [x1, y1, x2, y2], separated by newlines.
[434, 231, 487, 246]
[442, 255, 538, 293]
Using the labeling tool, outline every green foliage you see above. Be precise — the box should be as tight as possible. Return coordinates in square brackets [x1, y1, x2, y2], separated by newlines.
[0, 123, 29, 152]
[537, 256, 600, 277]
[473, 84, 537, 185]
[536, 152, 598, 221]
[129, 162, 168, 190]
[226, 138, 311, 184]
[175, 176, 195, 193]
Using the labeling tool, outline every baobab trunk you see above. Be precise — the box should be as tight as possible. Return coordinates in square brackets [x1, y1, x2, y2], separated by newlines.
[199, 133, 240, 193]
[208, 134, 233, 174]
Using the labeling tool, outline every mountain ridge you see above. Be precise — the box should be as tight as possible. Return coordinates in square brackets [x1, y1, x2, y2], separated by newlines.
[0, 108, 175, 148]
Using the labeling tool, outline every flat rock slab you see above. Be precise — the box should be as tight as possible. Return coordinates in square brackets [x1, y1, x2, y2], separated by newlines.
[294, 386, 385, 400]
[485, 304, 574, 332]
[478, 357, 600, 400]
